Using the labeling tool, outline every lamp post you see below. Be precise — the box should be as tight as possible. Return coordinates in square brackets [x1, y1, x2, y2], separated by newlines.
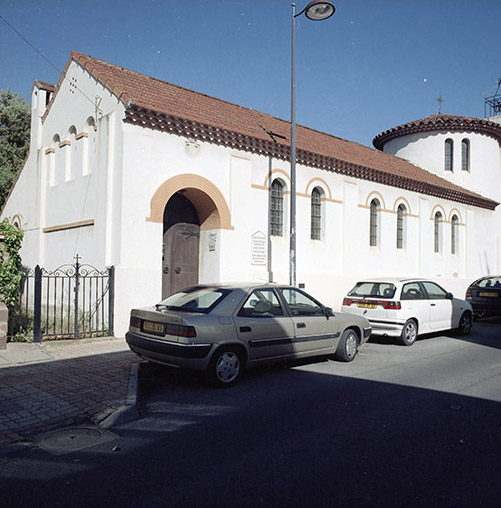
[290, 0, 334, 287]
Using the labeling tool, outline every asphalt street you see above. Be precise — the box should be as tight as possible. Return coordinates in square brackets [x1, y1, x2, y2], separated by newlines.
[0, 319, 500, 508]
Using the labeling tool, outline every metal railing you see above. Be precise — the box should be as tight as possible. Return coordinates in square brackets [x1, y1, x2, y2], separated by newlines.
[10, 256, 114, 342]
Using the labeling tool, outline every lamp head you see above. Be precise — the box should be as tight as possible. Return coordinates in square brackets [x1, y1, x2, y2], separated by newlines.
[304, 0, 335, 21]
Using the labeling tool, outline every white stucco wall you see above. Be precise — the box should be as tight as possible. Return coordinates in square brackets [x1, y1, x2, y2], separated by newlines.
[382, 131, 501, 202]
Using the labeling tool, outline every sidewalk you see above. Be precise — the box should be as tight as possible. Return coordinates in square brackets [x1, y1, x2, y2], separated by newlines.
[0, 337, 140, 454]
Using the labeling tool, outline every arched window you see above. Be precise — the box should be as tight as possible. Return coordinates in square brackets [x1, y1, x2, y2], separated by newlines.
[12, 215, 23, 230]
[65, 125, 77, 181]
[370, 199, 380, 247]
[270, 179, 284, 237]
[50, 134, 61, 186]
[461, 139, 470, 172]
[311, 187, 322, 240]
[434, 211, 443, 253]
[396, 204, 407, 249]
[445, 139, 453, 171]
[84, 116, 96, 176]
[451, 215, 459, 255]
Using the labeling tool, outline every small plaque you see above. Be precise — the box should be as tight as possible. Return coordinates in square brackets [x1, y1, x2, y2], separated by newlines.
[209, 232, 217, 252]
[251, 231, 266, 266]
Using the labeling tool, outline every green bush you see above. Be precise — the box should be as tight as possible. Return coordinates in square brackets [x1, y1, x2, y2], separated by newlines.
[0, 221, 24, 308]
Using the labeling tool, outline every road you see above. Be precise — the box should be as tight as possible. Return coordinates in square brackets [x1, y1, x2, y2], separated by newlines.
[1, 319, 500, 508]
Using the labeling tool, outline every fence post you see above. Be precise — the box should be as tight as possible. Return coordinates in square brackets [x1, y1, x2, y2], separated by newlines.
[108, 266, 115, 337]
[33, 265, 42, 343]
[74, 255, 80, 340]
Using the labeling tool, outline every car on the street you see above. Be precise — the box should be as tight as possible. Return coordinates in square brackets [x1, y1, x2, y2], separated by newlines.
[341, 278, 473, 346]
[126, 283, 372, 386]
[465, 276, 501, 319]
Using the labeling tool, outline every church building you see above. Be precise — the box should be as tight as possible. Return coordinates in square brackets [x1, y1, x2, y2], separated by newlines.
[2, 51, 501, 336]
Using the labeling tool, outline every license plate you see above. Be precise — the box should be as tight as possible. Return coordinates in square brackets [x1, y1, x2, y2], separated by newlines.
[143, 321, 165, 334]
[357, 303, 377, 309]
[479, 292, 498, 297]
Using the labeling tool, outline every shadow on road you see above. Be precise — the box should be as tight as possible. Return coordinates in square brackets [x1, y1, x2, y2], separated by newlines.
[1, 350, 499, 508]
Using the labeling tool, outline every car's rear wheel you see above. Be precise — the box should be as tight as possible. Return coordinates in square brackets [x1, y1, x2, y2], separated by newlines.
[207, 347, 243, 387]
[456, 312, 472, 335]
[335, 329, 359, 362]
[399, 319, 418, 346]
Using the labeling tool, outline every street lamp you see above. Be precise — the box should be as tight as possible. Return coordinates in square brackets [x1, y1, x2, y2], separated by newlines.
[290, 1, 334, 287]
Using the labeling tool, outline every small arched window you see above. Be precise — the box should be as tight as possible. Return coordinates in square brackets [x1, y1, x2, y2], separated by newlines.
[370, 199, 380, 247]
[445, 139, 454, 171]
[461, 139, 470, 172]
[311, 187, 322, 240]
[396, 204, 407, 250]
[270, 179, 284, 237]
[451, 215, 459, 255]
[434, 211, 443, 253]
[84, 117, 97, 176]
[51, 134, 61, 186]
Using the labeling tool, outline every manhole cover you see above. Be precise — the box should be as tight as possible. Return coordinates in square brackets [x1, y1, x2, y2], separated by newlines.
[37, 426, 118, 455]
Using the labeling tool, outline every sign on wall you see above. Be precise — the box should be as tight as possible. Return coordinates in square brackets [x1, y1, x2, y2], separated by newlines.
[251, 231, 267, 266]
[208, 232, 217, 252]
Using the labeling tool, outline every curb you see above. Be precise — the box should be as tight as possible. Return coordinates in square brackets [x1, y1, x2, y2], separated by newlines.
[99, 361, 141, 429]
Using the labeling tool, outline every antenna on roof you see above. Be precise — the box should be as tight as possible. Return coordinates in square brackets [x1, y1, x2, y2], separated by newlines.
[484, 79, 501, 118]
[436, 95, 445, 114]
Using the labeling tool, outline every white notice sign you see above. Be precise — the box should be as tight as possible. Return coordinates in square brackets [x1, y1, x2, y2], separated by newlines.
[251, 231, 266, 266]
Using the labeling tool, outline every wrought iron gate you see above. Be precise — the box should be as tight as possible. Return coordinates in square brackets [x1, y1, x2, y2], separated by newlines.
[10, 257, 114, 342]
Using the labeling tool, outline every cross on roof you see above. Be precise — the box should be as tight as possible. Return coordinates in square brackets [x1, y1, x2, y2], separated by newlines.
[436, 95, 445, 114]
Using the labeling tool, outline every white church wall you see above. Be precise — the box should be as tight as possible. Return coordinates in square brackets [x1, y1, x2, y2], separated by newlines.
[384, 131, 501, 202]
[34, 60, 126, 271]
[1, 157, 41, 267]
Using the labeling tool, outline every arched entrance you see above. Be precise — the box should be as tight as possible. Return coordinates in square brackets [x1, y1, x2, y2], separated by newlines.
[147, 174, 234, 300]
[162, 192, 200, 299]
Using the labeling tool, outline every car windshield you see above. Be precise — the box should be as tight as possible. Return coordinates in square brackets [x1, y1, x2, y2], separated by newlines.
[156, 286, 231, 313]
[348, 282, 397, 299]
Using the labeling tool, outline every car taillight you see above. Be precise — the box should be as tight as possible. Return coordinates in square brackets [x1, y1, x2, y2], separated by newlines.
[130, 316, 141, 328]
[165, 324, 197, 338]
[465, 290, 472, 300]
[380, 300, 401, 310]
[343, 298, 401, 310]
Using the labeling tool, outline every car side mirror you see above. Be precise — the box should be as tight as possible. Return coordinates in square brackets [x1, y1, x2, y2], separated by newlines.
[324, 307, 335, 317]
[446, 292, 453, 299]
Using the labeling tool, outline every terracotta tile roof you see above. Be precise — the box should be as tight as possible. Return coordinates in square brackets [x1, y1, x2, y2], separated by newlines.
[373, 114, 501, 150]
[33, 80, 56, 93]
[57, 52, 498, 211]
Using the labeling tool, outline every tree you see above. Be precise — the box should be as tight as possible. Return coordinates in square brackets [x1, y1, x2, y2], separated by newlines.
[0, 89, 30, 208]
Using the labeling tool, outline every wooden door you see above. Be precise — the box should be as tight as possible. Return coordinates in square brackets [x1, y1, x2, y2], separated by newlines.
[162, 223, 200, 299]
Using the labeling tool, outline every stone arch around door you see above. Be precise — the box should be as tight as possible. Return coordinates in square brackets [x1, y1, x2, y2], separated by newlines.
[146, 174, 234, 298]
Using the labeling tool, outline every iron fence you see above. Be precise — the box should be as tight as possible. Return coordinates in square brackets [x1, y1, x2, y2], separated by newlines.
[10, 256, 114, 342]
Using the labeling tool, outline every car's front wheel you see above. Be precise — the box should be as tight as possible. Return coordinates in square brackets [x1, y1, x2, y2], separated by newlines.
[456, 312, 473, 335]
[207, 347, 243, 387]
[335, 329, 359, 362]
[399, 319, 418, 346]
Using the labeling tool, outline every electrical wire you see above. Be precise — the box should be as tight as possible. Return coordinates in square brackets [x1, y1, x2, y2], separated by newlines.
[0, 14, 102, 113]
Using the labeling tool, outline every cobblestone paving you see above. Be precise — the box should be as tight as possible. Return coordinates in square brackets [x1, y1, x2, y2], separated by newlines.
[0, 338, 138, 449]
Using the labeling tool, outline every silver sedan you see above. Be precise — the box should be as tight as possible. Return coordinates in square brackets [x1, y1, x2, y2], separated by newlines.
[126, 283, 371, 387]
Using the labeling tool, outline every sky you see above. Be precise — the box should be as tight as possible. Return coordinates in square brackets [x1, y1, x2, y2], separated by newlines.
[1, 0, 500, 147]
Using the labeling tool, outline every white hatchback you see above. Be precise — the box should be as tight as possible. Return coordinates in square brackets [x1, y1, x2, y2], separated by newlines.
[341, 278, 473, 345]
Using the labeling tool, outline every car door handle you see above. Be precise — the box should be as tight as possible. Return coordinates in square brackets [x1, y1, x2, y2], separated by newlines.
[296, 322, 306, 328]
[430, 303, 436, 306]
[240, 326, 252, 333]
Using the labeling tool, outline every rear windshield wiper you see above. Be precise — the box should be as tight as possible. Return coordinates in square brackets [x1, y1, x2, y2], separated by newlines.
[155, 303, 205, 313]
[155, 304, 183, 311]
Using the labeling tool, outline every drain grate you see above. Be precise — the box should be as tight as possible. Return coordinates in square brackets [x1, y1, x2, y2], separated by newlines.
[37, 426, 118, 455]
